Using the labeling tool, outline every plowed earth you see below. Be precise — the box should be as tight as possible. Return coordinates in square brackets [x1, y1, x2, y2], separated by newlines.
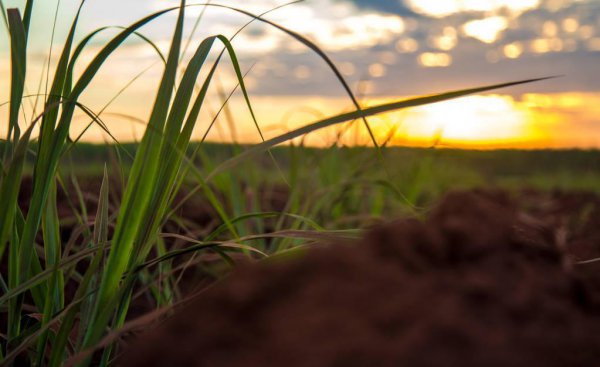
[121, 189, 600, 367]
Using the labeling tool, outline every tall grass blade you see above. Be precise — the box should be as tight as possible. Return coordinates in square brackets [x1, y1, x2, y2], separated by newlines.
[36, 179, 64, 365]
[47, 166, 110, 366]
[80, 1, 188, 355]
[208, 77, 555, 180]
[206, 2, 386, 171]
[21, 0, 34, 36]
[0, 1, 8, 30]
[7, 8, 26, 144]
[3, 9, 29, 351]
[0, 128, 32, 262]
[11, 5, 84, 350]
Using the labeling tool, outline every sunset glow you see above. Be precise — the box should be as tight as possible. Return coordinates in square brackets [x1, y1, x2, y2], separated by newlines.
[0, 0, 598, 150]
[7, 92, 591, 151]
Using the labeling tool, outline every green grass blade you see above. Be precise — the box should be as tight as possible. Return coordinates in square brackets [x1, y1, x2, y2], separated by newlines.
[99, 33, 237, 363]
[17, 2, 178, 328]
[47, 166, 110, 366]
[7, 8, 26, 143]
[132, 37, 220, 249]
[0, 241, 104, 306]
[0, 1, 8, 31]
[36, 179, 64, 365]
[0, 127, 33, 262]
[80, 1, 187, 355]
[206, 1, 384, 161]
[17, 6, 174, 297]
[21, 0, 33, 36]
[16, 0, 84, 299]
[205, 212, 324, 242]
[208, 77, 555, 180]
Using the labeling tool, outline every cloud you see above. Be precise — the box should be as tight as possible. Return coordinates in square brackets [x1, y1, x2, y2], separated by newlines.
[3, 0, 600, 101]
[342, 0, 417, 16]
[404, 0, 542, 18]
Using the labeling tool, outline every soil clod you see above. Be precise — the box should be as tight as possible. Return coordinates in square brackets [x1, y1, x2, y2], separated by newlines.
[122, 190, 600, 366]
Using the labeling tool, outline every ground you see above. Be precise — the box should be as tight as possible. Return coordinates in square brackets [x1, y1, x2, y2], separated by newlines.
[121, 189, 600, 366]
[6, 145, 600, 365]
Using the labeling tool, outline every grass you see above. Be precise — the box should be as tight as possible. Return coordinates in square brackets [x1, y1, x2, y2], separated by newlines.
[21, 141, 600, 210]
[0, 1, 552, 365]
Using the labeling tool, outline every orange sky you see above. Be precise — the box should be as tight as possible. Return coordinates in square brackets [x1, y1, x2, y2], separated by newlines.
[49, 91, 600, 149]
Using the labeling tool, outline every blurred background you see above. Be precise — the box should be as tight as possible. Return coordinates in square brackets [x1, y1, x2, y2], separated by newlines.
[1, 0, 599, 148]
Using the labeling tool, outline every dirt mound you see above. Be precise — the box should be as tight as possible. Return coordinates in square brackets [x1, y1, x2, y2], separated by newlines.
[121, 190, 600, 367]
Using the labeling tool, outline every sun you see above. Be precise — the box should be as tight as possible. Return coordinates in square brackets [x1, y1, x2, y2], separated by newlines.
[381, 95, 538, 147]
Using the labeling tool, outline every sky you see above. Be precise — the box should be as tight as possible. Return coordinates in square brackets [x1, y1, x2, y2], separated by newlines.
[1, 0, 600, 149]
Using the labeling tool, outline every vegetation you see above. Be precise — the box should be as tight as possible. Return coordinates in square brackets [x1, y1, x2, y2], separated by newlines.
[0, 1, 550, 365]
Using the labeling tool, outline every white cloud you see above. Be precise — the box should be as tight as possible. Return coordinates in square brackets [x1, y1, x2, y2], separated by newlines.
[462, 17, 509, 43]
[147, 0, 406, 52]
[406, 0, 541, 17]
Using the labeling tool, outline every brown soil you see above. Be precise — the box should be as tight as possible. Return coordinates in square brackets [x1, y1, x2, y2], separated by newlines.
[121, 189, 600, 367]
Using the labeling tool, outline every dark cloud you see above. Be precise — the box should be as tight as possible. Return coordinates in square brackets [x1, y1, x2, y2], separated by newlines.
[343, 0, 418, 17]
[247, 45, 600, 97]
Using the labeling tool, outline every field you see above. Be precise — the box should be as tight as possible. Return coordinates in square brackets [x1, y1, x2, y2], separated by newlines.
[6, 143, 600, 365]
[19, 142, 600, 232]
[2, 0, 600, 366]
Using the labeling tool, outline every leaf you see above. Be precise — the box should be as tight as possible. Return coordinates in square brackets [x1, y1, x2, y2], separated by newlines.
[207, 77, 556, 180]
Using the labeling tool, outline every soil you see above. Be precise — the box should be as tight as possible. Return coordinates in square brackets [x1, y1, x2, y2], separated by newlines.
[120, 189, 600, 367]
